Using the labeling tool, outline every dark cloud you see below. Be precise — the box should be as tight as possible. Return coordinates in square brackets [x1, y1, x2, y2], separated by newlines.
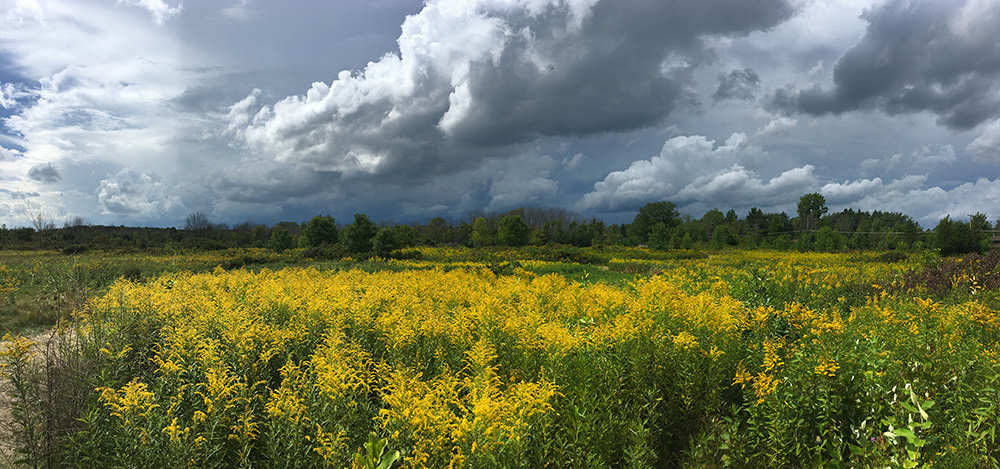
[713, 68, 761, 102]
[28, 162, 61, 183]
[226, 0, 799, 184]
[771, 0, 1000, 130]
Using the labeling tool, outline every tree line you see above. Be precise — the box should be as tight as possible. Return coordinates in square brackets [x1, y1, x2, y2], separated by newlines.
[1, 194, 996, 256]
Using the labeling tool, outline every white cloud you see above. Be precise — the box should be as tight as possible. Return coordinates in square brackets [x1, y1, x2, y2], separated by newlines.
[116, 0, 182, 25]
[0, 145, 19, 162]
[562, 152, 585, 169]
[753, 117, 796, 139]
[96, 167, 183, 218]
[860, 144, 956, 175]
[849, 177, 1000, 227]
[220, 0, 253, 21]
[578, 132, 773, 212]
[966, 119, 1000, 163]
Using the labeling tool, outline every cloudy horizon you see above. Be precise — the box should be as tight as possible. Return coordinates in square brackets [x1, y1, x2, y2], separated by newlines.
[2, 0, 999, 230]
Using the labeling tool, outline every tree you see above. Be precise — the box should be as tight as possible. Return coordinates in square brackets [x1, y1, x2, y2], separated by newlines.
[300, 215, 338, 248]
[969, 212, 992, 250]
[711, 225, 738, 249]
[797, 193, 828, 232]
[185, 212, 211, 236]
[471, 217, 494, 247]
[269, 226, 293, 252]
[649, 222, 672, 250]
[701, 209, 726, 240]
[496, 215, 530, 247]
[629, 201, 680, 244]
[934, 216, 982, 256]
[373, 228, 401, 258]
[343, 213, 379, 254]
[392, 224, 417, 248]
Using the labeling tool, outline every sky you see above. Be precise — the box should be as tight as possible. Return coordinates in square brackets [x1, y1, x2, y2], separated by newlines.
[1, 0, 999, 229]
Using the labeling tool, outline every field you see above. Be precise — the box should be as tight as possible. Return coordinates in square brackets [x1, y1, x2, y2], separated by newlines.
[2, 247, 1000, 468]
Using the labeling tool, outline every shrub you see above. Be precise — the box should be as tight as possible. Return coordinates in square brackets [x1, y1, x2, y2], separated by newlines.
[61, 244, 90, 255]
[179, 237, 227, 251]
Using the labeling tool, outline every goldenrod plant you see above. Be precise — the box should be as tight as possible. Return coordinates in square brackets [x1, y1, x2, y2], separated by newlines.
[1, 248, 999, 467]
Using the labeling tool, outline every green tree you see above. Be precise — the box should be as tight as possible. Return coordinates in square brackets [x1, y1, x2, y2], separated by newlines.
[471, 217, 494, 247]
[797, 193, 828, 232]
[496, 215, 530, 247]
[392, 224, 417, 248]
[343, 213, 379, 254]
[372, 228, 401, 258]
[935, 216, 983, 256]
[268, 226, 293, 253]
[300, 215, 338, 248]
[711, 225, 738, 249]
[628, 201, 680, 244]
[813, 226, 844, 252]
[648, 222, 672, 250]
[970, 212, 992, 250]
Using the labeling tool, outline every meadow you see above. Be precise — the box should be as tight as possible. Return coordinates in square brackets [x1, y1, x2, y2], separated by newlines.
[2, 246, 1000, 468]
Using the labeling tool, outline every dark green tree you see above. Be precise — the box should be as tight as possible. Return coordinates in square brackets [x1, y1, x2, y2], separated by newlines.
[797, 193, 828, 232]
[300, 215, 338, 248]
[628, 201, 680, 244]
[373, 228, 401, 258]
[392, 224, 417, 248]
[268, 226, 293, 253]
[970, 212, 992, 250]
[496, 215, 531, 247]
[935, 216, 982, 256]
[711, 225, 738, 249]
[343, 213, 379, 254]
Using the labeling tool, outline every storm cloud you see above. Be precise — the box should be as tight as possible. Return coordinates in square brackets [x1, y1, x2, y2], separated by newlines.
[2, 0, 1000, 229]
[714, 68, 761, 102]
[28, 162, 61, 183]
[773, 0, 1000, 130]
[225, 0, 798, 181]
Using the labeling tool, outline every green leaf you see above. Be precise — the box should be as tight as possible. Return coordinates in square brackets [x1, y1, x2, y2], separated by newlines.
[921, 399, 935, 410]
[893, 428, 917, 439]
[377, 450, 400, 469]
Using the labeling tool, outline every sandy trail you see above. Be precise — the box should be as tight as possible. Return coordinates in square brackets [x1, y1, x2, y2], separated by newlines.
[0, 329, 77, 467]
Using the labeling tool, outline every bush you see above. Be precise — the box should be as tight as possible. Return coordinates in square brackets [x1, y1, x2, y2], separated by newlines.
[302, 243, 347, 260]
[61, 244, 90, 255]
[179, 237, 227, 251]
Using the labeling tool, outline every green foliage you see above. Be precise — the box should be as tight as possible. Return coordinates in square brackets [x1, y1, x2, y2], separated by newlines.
[496, 215, 530, 247]
[629, 201, 680, 244]
[352, 433, 401, 469]
[343, 214, 379, 254]
[648, 222, 672, 250]
[471, 217, 494, 247]
[934, 215, 983, 256]
[180, 237, 227, 251]
[269, 226, 294, 253]
[300, 215, 338, 248]
[373, 228, 401, 258]
[797, 193, 828, 231]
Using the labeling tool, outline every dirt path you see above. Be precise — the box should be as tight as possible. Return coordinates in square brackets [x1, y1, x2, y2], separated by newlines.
[0, 329, 76, 467]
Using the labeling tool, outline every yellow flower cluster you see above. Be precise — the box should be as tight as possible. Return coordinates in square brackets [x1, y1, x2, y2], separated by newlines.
[58, 247, 1000, 467]
[77, 261, 756, 466]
